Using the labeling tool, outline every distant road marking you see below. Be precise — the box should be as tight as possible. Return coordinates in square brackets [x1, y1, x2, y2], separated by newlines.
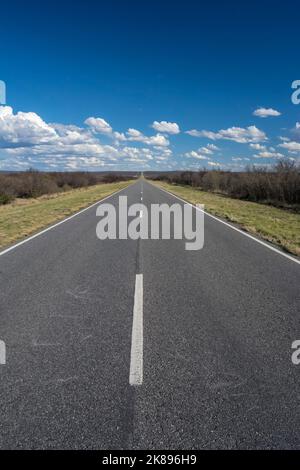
[150, 182, 300, 266]
[129, 274, 143, 386]
[0, 183, 134, 258]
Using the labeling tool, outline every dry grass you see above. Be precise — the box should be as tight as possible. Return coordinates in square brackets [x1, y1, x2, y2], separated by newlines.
[152, 181, 300, 257]
[0, 181, 133, 249]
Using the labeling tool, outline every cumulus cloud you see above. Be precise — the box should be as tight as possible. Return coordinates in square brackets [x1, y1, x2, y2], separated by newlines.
[186, 125, 267, 143]
[151, 121, 180, 134]
[0, 106, 57, 147]
[126, 128, 170, 146]
[84, 117, 113, 135]
[0, 106, 175, 170]
[184, 143, 219, 160]
[254, 151, 284, 159]
[185, 129, 206, 138]
[249, 143, 266, 150]
[0, 106, 176, 172]
[121, 146, 152, 163]
[279, 141, 300, 152]
[197, 146, 213, 155]
[114, 131, 127, 142]
[185, 150, 209, 160]
[253, 107, 281, 118]
[207, 143, 219, 151]
[3, 105, 286, 172]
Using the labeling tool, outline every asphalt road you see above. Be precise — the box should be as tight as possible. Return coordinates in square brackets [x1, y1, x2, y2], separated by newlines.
[0, 179, 299, 450]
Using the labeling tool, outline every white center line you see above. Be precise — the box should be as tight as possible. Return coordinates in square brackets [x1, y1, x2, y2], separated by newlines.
[129, 274, 143, 386]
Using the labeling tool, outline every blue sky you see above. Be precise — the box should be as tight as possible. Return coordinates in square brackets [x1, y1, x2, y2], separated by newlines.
[0, 0, 299, 171]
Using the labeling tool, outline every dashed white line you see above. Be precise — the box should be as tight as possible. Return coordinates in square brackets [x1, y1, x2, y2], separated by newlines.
[129, 274, 143, 386]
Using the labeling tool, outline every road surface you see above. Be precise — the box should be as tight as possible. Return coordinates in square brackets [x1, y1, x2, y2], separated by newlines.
[0, 179, 299, 449]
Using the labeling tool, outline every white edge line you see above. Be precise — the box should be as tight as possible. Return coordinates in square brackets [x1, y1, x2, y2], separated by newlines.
[129, 274, 143, 386]
[0, 183, 134, 258]
[149, 181, 300, 266]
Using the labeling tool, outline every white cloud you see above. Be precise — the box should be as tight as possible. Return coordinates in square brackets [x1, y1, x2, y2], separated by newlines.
[185, 150, 209, 160]
[184, 143, 218, 160]
[207, 143, 219, 151]
[127, 128, 142, 138]
[186, 125, 267, 143]
[249, 143, 266, 150]
[232, 157, 250, 161]
[0, 106, 57, 146]
[84, 117, 113, 135]
[186, 129, 210, 138]
[114, 131, 127, 141]
[253, 107, 281, 118]
[151, 121, 180, 134]
[126, 128, 169, 146]
[0, 106, 176, 171]
[122, 146, 153, 162]
[254, 151, 284, 159]
[146, 134, 170, 147]
[279, 141, 300, 152]
[0, 106, 127, 170]
[198, 146, 213, 155]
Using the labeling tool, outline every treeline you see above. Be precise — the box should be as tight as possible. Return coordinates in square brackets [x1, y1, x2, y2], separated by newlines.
[0, 170, 133, 204]
[151, 160, 300, 209]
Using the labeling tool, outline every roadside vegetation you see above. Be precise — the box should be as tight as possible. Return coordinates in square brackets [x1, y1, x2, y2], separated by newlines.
[149, 160, 300, 211]
[0, 179, 133, 249]
[149, 162, 300, 256]
[0, 169, 134, 205]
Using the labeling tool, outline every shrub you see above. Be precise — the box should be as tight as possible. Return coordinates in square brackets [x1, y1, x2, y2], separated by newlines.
[0, 193, 14, 205]
[150, 160, 300, 209]
[0, 170, 133, 204]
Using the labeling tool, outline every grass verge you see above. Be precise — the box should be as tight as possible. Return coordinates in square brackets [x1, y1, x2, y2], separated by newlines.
[0, 180, 133, 250]
[152, 181, 300, 257]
